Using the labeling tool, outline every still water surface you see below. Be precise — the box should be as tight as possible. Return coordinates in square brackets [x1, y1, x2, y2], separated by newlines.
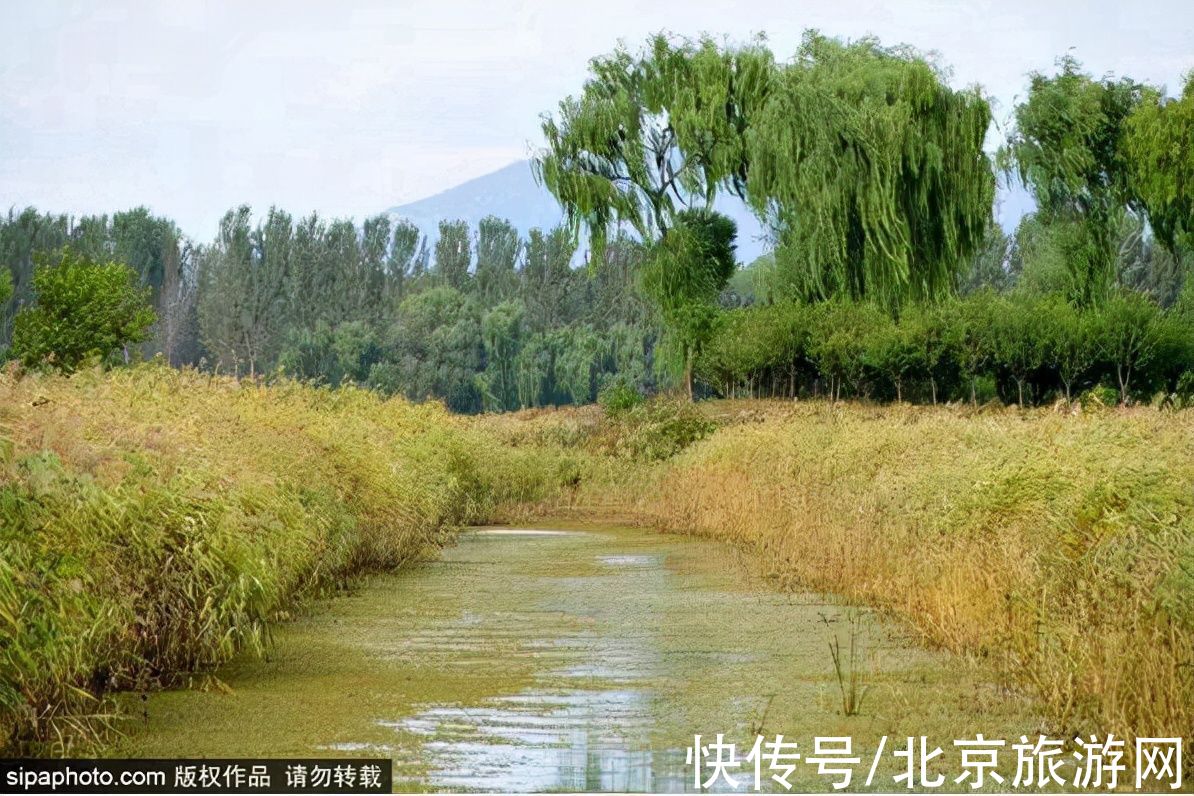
[119, 524, 1030, 791]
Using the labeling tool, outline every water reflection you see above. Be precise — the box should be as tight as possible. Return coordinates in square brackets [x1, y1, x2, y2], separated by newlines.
[380, 529, 754, 792]
[389, 689, 692, 791]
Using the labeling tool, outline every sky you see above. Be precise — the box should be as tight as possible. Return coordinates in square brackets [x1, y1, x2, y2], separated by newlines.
[2, 0, 1191, 241]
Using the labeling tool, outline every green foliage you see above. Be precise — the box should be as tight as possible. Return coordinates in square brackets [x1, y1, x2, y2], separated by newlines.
[369, 286, 483, 412]
[696, 290, 1194, 408]
[1124, 74, 1194, 254]
[277, 320, 381, 386]
[597, 375, 643, 415]
[862, 314, 918, 402]
[750, 34, 994, 308]
[477, 300, 525, 411]
[808, 301, 886, 399]
[959, 226, 1016, 295]
[641, 209, 738, 397]
[1039, 296, 1099, 401]
[600, 397, 717, 462]
[538, 31, 993, 309]
[1000, 57, 1148, 306]
[434, 220, 472, 290]
[1094, 290, 1166, 403]
[10, 249, 156, 372]
[0, 207, 190, 361]
[535, 33, 773, 253]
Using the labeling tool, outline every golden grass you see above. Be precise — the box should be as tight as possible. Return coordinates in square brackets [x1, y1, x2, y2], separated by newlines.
[0, 364, 572, 754]
[582, 399, 1194, 745]
[5, 368, 1191, 757]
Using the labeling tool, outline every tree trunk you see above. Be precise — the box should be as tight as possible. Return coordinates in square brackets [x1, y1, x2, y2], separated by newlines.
[895, 379, 902, 403]
[684, 347, 694, 401]
[1017, 379, 1024, 408]
[970, 376, 977, 406]
[930, 376, 937, 405]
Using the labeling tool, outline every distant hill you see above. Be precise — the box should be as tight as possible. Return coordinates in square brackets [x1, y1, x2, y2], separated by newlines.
[384, 159, 1033, 266]
[383, 160, 771, 264]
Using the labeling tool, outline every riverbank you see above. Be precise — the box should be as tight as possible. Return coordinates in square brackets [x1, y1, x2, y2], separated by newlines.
[4, 368, 1191, 759]
[495, 400, 1194, 749]
[0, 365, 575, 754]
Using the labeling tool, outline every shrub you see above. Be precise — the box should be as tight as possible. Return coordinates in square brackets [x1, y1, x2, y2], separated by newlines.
[10, 250, 155, 372]
[592, 396, 717, 462]
[597, 375, 643, 415]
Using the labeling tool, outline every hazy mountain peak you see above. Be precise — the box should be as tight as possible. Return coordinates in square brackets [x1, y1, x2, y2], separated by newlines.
[384, 159, 1032, 264]
[384, 159, 771, 263]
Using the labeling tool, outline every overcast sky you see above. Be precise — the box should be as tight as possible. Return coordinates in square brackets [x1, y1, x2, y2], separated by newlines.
[2, 0, 1191, 240]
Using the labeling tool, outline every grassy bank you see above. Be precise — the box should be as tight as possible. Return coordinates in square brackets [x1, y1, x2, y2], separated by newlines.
[505, 399, 1193, 745]
[0, 364, 574, 754]
[5, 369, 1192, 757]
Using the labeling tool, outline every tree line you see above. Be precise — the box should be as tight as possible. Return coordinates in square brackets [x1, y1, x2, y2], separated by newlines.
[0, 206, 662, 412]
[533, 32, 1193, 405]
[699, 291, 1194, 407]
[3, 30, 1192, 411]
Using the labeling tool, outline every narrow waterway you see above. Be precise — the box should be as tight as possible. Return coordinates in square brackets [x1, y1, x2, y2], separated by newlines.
[116, 523, 1032, 791]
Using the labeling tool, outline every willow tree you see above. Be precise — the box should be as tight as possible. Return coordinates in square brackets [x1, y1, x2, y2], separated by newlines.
[1124, 74, 1194, 255]
[1000, 57, 1146, 306]
[641, 209, 737, 398]
[534, 33, 774, 255]
[749, 34, 994, 308]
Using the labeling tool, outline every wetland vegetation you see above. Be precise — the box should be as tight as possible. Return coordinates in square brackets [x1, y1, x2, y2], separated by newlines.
[2, 20, 1192, 792]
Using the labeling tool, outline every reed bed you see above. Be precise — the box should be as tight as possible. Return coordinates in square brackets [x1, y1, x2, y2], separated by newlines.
[5, 370, 1191, 757]
[0, 364, 571, 754]
[578, 400, 1194, 745]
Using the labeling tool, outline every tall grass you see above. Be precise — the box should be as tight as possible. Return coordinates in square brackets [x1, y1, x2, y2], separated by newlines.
[6, 369, 1192, 757]
[580, 400, 1194, 745]
[0, 364, 573, 754]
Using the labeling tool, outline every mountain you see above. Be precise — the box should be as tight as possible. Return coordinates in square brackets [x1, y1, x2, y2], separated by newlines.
[384, 159, 1034, 266]
[383, 159, 771, 264]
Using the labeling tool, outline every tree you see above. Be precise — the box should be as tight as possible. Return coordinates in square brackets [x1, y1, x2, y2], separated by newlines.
[1124, 74, 1194, 255]
[750, 34, 994, 308]
[196, 207, 289, 376]
[370, 286, 482, 412]
[556, 324, 604, 404]
[1040, 296, 1098, 403]
[475, 216, 521, 303]
[521, 226, 577, 333]
[434, 220, 472, 290]
[0, 208, 71, 346]
[989, 296, 1046, 407]
[960, 226, 1016, 294]
[535, 33, 773, 253]
[952, 294, 997, 404]
[809, 301, 886, 400]
[1094, 291, 1164, 404]
[1000, 57, 1146, 306]
[386, 218, 424, 302]
[477, 300, 524, 411]
[10, 249, 155, 371]
[640, 209, 737, 398]
[862, 315, 916, 401]
[902, 304, 957, 404]
[359, 214, 392, 319]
